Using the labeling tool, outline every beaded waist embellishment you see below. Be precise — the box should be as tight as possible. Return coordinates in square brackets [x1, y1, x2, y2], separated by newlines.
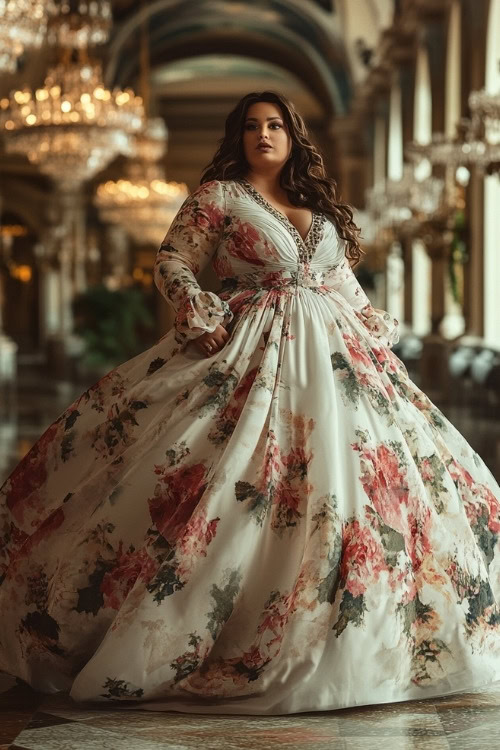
[217, 266, 340, 293]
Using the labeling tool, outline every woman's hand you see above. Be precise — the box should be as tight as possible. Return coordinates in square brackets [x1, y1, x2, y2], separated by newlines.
[194, 324, 230, 357]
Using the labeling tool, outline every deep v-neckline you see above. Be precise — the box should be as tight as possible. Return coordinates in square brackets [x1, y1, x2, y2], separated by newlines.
[240, 179, 325, 263]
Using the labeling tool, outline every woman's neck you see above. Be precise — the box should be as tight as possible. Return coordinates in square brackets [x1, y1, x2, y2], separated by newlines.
[244, 171, 287, 201]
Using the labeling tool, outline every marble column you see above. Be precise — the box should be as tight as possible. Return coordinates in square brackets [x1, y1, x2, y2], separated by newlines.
[0, 231, 18, 416]
[419, 218, 455, 400]
[327, 114, 371, 209]
[104, 224, 131, 286]
[460, 0, 489, 338]
[401, 235, 414, 329]
[42, 187, 88, 379]
[411, 238, 432, 337]
[416, 6, 455, 399]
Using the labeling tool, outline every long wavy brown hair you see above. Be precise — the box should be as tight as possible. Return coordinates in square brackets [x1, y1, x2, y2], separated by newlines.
[201, 91, 364, 266]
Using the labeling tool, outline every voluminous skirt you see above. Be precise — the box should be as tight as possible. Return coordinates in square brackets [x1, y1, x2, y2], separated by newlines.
[1, 284, 499, 715]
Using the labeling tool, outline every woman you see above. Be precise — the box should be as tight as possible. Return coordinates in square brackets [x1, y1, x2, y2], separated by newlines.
[0, 91, 499, 715]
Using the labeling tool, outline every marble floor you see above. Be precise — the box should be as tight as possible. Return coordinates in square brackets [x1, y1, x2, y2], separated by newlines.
[1, 673, 500, 750]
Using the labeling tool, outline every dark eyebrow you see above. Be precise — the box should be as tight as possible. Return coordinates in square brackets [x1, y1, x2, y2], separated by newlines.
[244, 116, 283, 122]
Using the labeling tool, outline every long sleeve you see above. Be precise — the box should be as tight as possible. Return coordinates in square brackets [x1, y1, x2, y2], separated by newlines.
[154, 180, 233, 344]
[331, 255, 400, 349]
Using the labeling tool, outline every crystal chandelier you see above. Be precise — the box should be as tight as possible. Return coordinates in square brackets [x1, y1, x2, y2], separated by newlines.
[406, 118, 500, 173]
[95, 3, 188, 245]
[0, 61, 144, 188]
[95, 119, 189, 246]
[47, 0, 112, 48]
[406, 131, 493, 171]
[469, 89, 500, 141]
[468, 88, 500, 175]
[0, 0, 50, 73]
[366, 165, 443, 233]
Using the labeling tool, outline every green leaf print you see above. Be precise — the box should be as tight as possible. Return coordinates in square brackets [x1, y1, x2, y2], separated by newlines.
[379, 524, 406, 567]
[74, 558, 115, 616]
[101, 677, 144, 699]
[317, 543, 342, 605]
[414, 453, 449, 514]
[25, 567, 50, 609]
[330, 353, 362, 404]
[446, 556, 499, 633]
[147, 563, 185, 603]
[235, 480, 270, 525]
[365, 506, 406, 568]
[370, 388, 391, 416]
[195, 365, 239, 417]
[90, 399, 150, 456]
[146, 357, 167, 376]
[206, 568, 242, 639]
[465, 578, 495, 630]
[231, 658, 270, 682]
[208, 417, 237, 445]
[61, 431, 76, 462]
[311, 494, 339, 530]
[127, 401, 148, 418]
[387, 439, 407, 465]
[64, 410, 80, 430]
[164, 440, 190, 468]
[331, 351, 392, 420]
[397, 594, 434, 639]
[21, 610, 64, 655]
[146, 548, 185, 604]
[171, 632, 205, 683]
[332, 590, 367, 637]
[412, 639, 451, 683]
[470, 506, 497, 567]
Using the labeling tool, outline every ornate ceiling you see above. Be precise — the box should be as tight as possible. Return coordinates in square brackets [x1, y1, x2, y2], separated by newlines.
[104, 1, 350, 119]
[101, 1, 396, 119]
[0, 1, 397, 190]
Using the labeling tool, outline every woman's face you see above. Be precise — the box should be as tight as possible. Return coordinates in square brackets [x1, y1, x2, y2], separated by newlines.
[242, 101, 292, 174]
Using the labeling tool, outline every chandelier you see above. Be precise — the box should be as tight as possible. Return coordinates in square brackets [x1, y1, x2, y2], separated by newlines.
[366, 165, 443, 233]
[95, 119, 189, 246]
[94, 1, 188, 244]
[0, 0, 49, 73]
[46, 0, 112, 48]
[0, 61, 144, 188]
[468, 88, 500, 176]
[406, 117, 500, 174]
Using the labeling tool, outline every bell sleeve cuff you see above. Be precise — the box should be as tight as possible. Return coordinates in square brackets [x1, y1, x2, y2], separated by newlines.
[174, 291, 234, 342]
[356, 303, 400, 349]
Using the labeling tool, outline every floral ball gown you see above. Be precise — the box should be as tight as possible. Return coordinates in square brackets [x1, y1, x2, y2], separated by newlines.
[0, 179, 499, 716]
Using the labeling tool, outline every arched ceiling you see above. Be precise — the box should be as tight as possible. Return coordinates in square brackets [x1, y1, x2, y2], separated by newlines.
[0, 1, 397, 191]
[106, 1, 397, 117]
[106, 0, 353, 118]
[151, 55, 324, 119]
[334, 0, 396, 82]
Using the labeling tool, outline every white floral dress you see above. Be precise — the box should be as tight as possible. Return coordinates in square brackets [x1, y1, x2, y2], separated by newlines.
[0, 179, 499, 715]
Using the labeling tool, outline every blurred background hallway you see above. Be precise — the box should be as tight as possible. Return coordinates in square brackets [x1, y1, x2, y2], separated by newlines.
[0, 1, 500, 747]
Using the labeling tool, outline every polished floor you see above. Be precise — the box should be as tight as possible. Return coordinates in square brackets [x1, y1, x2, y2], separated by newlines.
[1, 673, 500, 750]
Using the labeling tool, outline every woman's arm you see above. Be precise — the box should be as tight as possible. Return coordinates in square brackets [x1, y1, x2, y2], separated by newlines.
[331, 255, 400, 349]
[154, 180, 233, 344]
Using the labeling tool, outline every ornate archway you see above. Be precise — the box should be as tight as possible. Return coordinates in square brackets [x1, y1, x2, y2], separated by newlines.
[105, 0, 352, 117]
